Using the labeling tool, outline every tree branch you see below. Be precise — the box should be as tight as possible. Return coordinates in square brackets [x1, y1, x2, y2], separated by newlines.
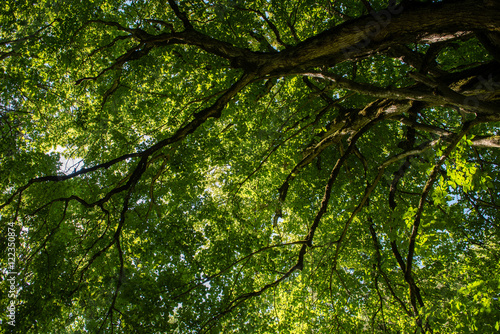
[235, 6, 289, 48]
[168, 0, 194, 30]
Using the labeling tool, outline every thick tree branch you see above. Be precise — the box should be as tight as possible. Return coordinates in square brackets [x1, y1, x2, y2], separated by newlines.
[167, 0, 194, 30]
[306, 118, 380, 247]
[235, 6, 289, 48]
[403, 121, 475, 320]
[410, 72, 500, 116]
[274, 99, 411, 225]
[406, 122, 475, 276]
[395, 115, 500, 148]
[476, 31, 500, 63]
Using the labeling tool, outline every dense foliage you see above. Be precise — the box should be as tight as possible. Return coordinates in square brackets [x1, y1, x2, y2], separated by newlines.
[1, 0, 500, 333]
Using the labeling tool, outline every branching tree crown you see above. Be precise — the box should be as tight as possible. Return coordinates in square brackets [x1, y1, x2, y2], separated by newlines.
[1, 0, 499, 332]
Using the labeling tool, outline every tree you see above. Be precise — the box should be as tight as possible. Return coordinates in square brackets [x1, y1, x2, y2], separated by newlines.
[1, 0, 499, 332]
